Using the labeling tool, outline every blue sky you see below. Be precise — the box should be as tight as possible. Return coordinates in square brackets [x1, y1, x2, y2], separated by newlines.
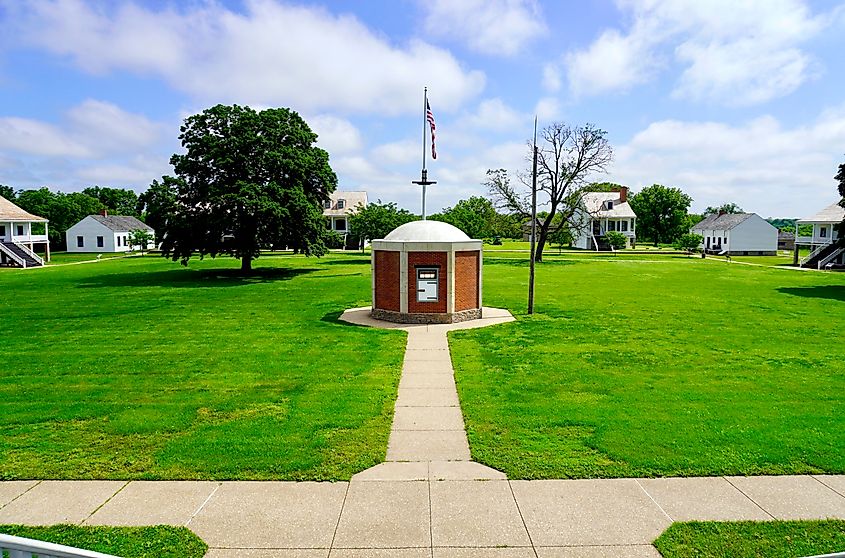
[1, 0, 844, 217]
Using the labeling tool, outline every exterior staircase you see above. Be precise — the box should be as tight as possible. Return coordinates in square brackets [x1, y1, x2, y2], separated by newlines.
[0, 241, 44, 268]
[800, 242, 843, 269]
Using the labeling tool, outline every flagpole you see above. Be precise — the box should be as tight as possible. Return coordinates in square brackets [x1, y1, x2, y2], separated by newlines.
[422, 87, 427, 219]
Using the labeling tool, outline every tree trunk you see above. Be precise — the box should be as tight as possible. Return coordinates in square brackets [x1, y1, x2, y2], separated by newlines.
[241, 256, 252, 273]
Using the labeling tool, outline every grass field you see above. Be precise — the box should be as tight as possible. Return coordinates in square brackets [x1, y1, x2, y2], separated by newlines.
[46, 252, 133, 265]
[450, 254, 845, 478]
[0, 525, 207, 557]
[0, 254, 405, 480]
[653, 520, 845, 558]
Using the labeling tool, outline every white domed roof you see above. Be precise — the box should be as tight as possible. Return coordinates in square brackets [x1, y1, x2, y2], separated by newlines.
[384, 220, 472, 242]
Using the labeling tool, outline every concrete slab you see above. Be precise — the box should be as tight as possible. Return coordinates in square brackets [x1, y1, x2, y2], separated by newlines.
[339, 307, 515, 333]
[330, 549, 429, 558]
[433, 549, 535, 557]
[205, 551, 327, 558]
[333, 481, 430, 548]
[402, 360, 455, 375]
[815, 475, 845, 497]
[0, 481, 39, 509]
[352, 462, 428, 482]
[727, 475, 845, 520]
[406, 334, 450, 351]
[404, 349, 454, 362]
[637, 477, 770, 521]
[387, 431, 471, 461]
[536, 546, 662, 557]
[0, 480, 125, 525]
[511, 479, 671, 547]
[430, 480, 531, 547]
[392, 407, 465, 431]
[399, 374, 456, 389]
[396, 388, 460, 407]
[189, 482, 346, 549]
[429, 461, 507, 481]
[85, 481, 219, 526]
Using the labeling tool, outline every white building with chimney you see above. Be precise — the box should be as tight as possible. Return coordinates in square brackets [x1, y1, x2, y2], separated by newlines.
[572, 187, 637, 250]
[66, 211, 155, 253]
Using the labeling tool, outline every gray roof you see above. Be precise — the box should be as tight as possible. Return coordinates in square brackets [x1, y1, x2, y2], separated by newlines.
[580, 191, 637, 218]
[0, 195, 47, 222]
[797, 202, 845, 224]
[692, 213, 754, 231]
[90, 215, 153, 232]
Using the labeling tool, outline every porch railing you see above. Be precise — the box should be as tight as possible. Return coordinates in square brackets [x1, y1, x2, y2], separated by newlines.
[14, 241, 44, 265]
[800, 243, 830, 266]
[0, 533, 121, 558]
[0, 242, 27, 268]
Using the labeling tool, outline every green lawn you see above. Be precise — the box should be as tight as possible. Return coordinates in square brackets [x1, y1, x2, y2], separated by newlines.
[0, 525, 206, 557]
[654, 520, 845, 558]
[0, 254, 405, 480]
[46, 252, 134, 265]
[450, 255, 845, 478]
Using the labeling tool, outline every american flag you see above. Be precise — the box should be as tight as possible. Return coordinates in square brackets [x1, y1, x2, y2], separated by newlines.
[426, 98, 437, 159]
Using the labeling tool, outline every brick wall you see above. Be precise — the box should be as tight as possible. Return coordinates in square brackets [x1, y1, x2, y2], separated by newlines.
[374, 250, 400, 312]
[407, 251, 447, 313]
[455, 250, 480, 311]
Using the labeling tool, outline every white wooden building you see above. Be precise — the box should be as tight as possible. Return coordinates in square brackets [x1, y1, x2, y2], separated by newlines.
[796, 202, 844, 269]
[324, 191, 367, 248]
[572, 188, 637, 250]
[65, 212, 155, 253]
[692, 212, 778, 255]
[0, 195, 49, 267]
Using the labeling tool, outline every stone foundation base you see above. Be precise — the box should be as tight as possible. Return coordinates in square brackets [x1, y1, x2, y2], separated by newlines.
[371, 307, 482, 324]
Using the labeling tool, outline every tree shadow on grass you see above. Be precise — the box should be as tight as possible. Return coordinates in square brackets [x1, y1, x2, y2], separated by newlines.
[321, 257, 371, 265]
[777, 285, 845, 302]
[77, 267, 320, 289]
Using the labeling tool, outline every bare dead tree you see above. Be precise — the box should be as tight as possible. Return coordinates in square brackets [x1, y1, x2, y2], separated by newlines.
[486, 123, 612, 262]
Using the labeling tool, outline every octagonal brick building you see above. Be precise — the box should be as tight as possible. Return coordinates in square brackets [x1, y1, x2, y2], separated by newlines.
[371, 220, 483, 324]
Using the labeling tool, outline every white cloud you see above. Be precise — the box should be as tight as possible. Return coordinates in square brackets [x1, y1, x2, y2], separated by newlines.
[458, 98, 527, 132]
[0, 99, 163, 158]
[563, 0, 832, 104]
[534, 97, 561, 122]
[371, 140, 420, 167]
[421, 0, 546, 56]
[7, 0, 485, 115]
[611, 106, 845, 217]
[307, 115, 363, 156]
[541, 63, 562, 92]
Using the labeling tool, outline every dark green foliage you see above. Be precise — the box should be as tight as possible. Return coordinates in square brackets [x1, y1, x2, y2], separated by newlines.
[0, 184, 15, 199]
[604, 230, 627, 250]
[767, 218, 812, 236]
[547, 215, 573, 253]
[161, 104, 337, 271]
[128, 229, 154, 253]
[589, 181, 626, 192]
[349, 200, 417, 249]
[136, 177, 180, 241]
[704, 202, 744, 215]
[82, 186, 140, 216]
[654, 520, 845, 558]
[430, 196, 497, 239]
[0, 525, 207, 558]
[14, 188, 104, 250]
[674, 233, 703, 254]
[629, 184, 693, 246]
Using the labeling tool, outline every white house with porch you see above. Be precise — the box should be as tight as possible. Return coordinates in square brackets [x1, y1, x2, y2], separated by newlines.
[795, 202, 844, 269]
[572, 187, 637, 250]
[324, 191, 367, 248]
[692, 212, 777, 256]
[66, 212, 155, 253]
[0, 195, 49, 267]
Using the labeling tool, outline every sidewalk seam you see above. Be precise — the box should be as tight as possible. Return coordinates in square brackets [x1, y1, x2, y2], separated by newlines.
[634, 478, 673, 522]
[723, 476, 776, 520]
[428, 462, 434, 558]
[81, 480, 129, 525]
[328, 481, 351, 556]
[507, 480, 539, 558]
[812, 475, 845, 500]
[0, 480, 42, 511]
[185, 482, 221, 527]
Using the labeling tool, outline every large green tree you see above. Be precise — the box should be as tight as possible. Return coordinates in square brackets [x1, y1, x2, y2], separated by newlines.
[628, 184, 693, 246]
[430, 196, 497, 239]
[836, 160, 845, 247]
[349, 200, 416, 251]
[136, 177, 180, 241]
[82, 186, 140, 216]
[0, 184, 15, 200]
[14, 188, 104, 250]
[704, 202, 744, 215]
[160, 104, 337, 271]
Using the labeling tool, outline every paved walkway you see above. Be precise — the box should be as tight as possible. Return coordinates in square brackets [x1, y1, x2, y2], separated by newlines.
[1, 307, 844, 557]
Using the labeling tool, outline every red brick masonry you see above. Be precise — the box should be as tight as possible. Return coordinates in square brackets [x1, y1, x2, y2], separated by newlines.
[407, 251, 447, 313]
[374, 250, 400, 312]
[455, 250, 480, 311]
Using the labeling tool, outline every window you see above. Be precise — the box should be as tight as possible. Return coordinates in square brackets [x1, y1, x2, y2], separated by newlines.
[0, 225, 5, 237]
[77, 236, 84, 248]
[335, 218, 346, 231]
[724, 237, 727, 244]
[621, 221, 628, 232]
[337, 199, 346, 209]
[97, 236, 104, 248]
[117, 236, 121, 247]
[604, 200, 614, 210]
[324, 200, 332, 209]
[820, 227, 827, 238]
[16, 225, 24, 236]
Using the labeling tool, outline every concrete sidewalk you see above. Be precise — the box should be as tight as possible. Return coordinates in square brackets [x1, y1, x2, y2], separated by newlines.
[2, 307, 844, 556]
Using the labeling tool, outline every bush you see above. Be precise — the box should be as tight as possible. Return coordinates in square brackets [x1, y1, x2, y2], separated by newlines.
[674, 233, 704, 255]
[604, 231, 627, 251]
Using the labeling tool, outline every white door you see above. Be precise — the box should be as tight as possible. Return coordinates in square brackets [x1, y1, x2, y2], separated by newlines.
[416, 268, 439, 302]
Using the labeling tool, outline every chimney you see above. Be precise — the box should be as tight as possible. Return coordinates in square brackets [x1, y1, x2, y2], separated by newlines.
[100, 209, 108, 217]
[619, 186, 628, 203]
[718, 210, 726, 216]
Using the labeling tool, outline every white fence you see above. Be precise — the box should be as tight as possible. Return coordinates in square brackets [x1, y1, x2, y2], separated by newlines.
[0, 533, 120, 558]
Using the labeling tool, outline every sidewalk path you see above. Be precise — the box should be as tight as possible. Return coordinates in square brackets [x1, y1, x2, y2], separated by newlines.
[1, 308, 844, 557]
